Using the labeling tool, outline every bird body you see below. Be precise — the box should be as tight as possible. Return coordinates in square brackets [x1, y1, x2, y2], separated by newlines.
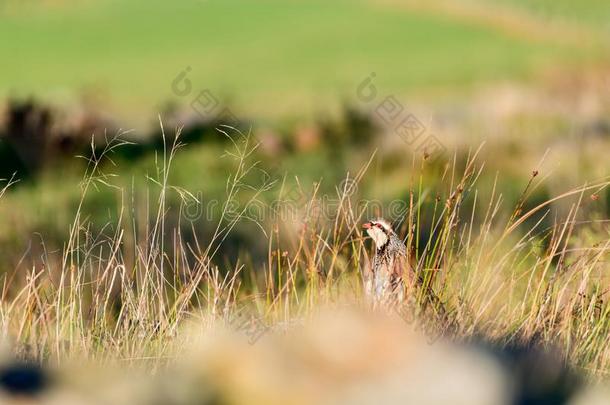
[362, 219, 412, 305]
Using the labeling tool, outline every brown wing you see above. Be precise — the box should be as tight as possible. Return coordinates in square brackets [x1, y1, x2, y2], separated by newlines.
[390, 252, 413, 291]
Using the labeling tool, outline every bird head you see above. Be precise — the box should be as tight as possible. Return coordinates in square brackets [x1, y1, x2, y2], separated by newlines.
[362, 218, 393, 249]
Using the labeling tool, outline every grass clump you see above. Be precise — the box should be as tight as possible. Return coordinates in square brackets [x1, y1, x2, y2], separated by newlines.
[0, 125, 608, 380]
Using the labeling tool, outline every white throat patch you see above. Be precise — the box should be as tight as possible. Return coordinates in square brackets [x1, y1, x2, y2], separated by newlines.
[366, 227, 388, 249]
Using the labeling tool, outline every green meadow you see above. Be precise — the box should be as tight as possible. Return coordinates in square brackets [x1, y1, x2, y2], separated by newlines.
[1, 0, 603, 125]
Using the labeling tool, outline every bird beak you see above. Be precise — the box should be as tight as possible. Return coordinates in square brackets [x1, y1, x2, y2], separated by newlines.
[362, 222, 372, 229]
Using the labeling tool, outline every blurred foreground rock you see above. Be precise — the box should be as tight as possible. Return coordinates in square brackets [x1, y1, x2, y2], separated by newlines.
[0, 309, 607, 405]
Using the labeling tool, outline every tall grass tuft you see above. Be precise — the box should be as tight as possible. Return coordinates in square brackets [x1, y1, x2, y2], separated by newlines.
[0, 124, 608, 378]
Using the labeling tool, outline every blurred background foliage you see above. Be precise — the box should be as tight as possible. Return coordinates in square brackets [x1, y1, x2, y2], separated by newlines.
[0, 0, 609, 274]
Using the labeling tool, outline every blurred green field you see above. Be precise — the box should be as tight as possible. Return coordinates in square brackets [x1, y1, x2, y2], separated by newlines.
[1, 0, 609, 267]
[1, 0, 604, 126]
[485, 0, 610, 28]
